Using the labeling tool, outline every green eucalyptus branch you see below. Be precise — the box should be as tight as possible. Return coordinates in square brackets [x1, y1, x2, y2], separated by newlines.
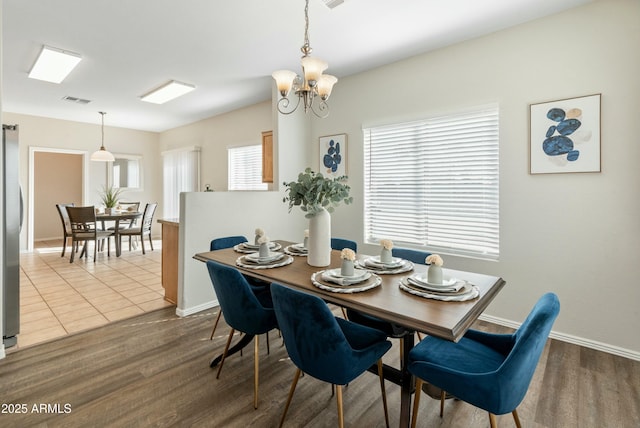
[283, 168, 353, 218]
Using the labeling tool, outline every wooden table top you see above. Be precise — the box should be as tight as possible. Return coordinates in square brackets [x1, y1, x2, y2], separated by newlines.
[194, 241, 505, 342]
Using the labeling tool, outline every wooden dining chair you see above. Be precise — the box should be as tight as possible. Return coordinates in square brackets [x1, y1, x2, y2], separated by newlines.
[118, 202, 157, 254]
[106, 201, 141, 248]
[55, 203, 75, 257]
[66, 206, 114, 263]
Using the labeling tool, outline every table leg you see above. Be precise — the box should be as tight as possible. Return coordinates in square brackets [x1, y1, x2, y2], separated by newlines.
[114, 220, 121, 256]
[210, 333, 255, 368]
[399, 332, 415, 427]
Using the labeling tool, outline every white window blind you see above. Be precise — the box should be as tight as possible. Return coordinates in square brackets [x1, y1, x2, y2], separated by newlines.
[228, 145, 268, 191]
[364, 106, 499, 260]
[162, 146, 201, 218]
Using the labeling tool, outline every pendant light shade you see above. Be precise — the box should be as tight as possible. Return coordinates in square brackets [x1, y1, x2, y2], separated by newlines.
[90, 111, 115, 162]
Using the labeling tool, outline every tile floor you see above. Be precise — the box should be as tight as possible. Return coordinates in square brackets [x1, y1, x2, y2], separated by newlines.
[13, 238, 174, 351]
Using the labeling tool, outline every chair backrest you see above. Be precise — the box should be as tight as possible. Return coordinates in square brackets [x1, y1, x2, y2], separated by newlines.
[271, 282, 379, 384]
[66, 206, 99, 235]
[331, 237, 357, 252]
[391, 247, 431, 264]
[140, 203, 157, 232]
[205, 260, 276, 335]
[210, 235, 248, 251]
[56, 203, 75, 234]
[119, 201, 140, 212]
[491, 292, 560, 414]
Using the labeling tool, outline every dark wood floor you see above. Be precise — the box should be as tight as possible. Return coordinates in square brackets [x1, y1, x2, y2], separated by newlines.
[1, 306, 638, 428]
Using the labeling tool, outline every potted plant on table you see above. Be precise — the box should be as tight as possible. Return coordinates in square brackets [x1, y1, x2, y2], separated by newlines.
[100, 185, 124, 214]
[283, 168, 352, 267]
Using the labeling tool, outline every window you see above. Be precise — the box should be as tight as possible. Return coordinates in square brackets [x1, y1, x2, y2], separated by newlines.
[228, 144, 268, 191]
[363, 105, 499, 260]
[162, 146, 200, 218]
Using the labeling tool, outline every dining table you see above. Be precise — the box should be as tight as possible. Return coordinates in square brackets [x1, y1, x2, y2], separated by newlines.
[194, 240, 505, 427]
[96, 210, 143, 256]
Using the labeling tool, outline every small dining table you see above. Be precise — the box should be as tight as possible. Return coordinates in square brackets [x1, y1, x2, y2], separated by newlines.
[96, 211, 143, 256]
[194, 241, 505, 427]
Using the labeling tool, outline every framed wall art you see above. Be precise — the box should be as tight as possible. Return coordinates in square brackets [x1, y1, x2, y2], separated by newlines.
[529, 93, 601, 174]
[319, 133, 347, 177]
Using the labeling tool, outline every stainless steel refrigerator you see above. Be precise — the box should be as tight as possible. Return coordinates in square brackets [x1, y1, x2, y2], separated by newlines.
[3, 124, 21, 348]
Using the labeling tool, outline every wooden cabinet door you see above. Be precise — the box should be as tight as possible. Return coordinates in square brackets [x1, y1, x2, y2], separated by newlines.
[262, 130, 273, 183]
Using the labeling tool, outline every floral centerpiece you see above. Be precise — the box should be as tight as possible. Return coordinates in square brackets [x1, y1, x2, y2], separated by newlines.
[100, 185, 124, 214]
[425, 254, 444, 284]
[255, 228, 265, 245]
[283, 168, 353, 267]
[257, 234, 270, 257]
[379, 239, 393, 263]
[340, 248, 356, 276]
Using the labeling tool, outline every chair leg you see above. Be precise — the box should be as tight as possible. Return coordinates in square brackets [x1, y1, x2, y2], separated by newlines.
[141, 234, 146, 254]
[377, 359, 390, 428]
[440, 389, 446, 417]
[400, 337, 405, 369]
[209, 310, 222, 340]
[148, 234, 154, 251]
[279, 368, 302, 428]
[216, 328, 235, 379]
[336, 385, 345, 428]
[61, 237, 67, 257]
[266, 331, 270, 354]
[254, 335, 259, 409]
[512, 409, 522, 428]
[489, 413, 497, 428]
[411, 378, 423, 428]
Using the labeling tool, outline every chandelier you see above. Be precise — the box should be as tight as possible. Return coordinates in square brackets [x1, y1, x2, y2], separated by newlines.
[272, 0, 337, 118]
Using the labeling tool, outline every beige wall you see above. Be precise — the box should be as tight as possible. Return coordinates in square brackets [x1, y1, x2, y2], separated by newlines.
[159, 101, 273, 192]
[1, 112, 162, 249]
[310, 0, 640, 356]
[34, 152, 82, 240]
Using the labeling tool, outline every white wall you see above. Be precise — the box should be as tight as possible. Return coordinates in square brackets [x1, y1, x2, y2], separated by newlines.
[177, 191, 307, 315]
[311, 0, 640, 356]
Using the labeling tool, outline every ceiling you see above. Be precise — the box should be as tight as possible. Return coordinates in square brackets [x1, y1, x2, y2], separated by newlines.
[2, 0, 593, 133]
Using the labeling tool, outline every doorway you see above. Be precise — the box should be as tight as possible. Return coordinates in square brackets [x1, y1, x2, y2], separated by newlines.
[27, 147, 88, 251]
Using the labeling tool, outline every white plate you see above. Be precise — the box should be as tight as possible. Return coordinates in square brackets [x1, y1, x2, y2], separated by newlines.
[410, 274, 458, 288]
[245, 252, 284, 264]
[326, 268, 369, 280]
[366, 256, 404, 268]
[242, 242, 278, 250]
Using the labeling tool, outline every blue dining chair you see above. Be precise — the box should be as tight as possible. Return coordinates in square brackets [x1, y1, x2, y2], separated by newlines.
[331, 237, 357, 252]
[408, 292, 560, 428]
[270, 283, 392, 428]
[347, 247, 431, 364]
[208, 235, 272, 340]
[206, 260, 279, 409]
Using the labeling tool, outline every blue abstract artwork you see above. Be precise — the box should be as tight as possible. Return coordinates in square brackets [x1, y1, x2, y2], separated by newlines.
[530, 94, 601, 174]
[319, 134, 347, 176]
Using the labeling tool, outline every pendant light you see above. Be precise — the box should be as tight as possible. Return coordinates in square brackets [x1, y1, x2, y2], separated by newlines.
[90, 111, 115, 162]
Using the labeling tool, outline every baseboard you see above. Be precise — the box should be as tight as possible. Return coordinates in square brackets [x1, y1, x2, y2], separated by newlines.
[176, 300, 219, 317]
[479, 314, 640, 362]
[0, 344, 5, 360]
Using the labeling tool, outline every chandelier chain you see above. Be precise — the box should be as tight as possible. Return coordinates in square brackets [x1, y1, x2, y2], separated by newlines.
[301, 0, 311, 56]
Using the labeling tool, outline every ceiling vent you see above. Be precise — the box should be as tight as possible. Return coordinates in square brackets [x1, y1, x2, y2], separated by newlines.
[62, 95, 91, 104]
[322, 0, 344, 9]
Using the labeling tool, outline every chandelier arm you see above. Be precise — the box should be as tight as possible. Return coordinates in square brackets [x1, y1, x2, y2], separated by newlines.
[310, 99, 330, 119]
[276, 96, 302, 115]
